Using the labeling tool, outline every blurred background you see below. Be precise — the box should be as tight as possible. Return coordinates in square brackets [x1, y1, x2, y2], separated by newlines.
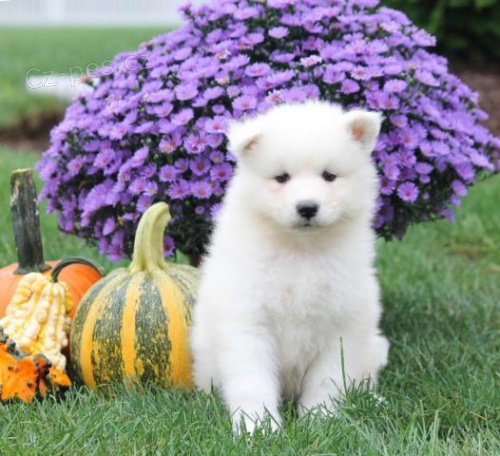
[0, 0, 186, 150]
[0, 0, 183, 25]
[0, 0, 498, 152]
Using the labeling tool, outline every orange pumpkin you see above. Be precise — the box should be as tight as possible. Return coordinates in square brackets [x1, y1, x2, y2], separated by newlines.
[0, 169, 103, 321]
[0, 326, 71, 403]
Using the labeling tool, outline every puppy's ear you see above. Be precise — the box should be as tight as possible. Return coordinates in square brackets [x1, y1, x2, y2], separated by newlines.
[344, 110, 383, 154]
[226, 117, 262, 159]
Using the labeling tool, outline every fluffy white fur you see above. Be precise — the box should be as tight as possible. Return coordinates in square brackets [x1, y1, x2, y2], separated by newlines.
[190, 101, 389, 434]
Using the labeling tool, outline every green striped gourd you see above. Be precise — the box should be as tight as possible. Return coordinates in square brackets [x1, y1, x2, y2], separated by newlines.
[70, 203, 198, 389]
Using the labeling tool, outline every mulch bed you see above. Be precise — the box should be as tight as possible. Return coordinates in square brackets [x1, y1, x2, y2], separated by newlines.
[455, 65, 500, 138]
[0, 65, 499, 152]
[0, 110, 63, 151]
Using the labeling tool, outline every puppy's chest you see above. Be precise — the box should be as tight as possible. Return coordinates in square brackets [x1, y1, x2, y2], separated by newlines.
[262, 262, 339, 354]
[262, 258, 340, 321]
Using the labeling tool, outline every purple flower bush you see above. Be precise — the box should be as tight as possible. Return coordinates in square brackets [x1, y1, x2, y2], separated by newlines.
[37, 0, 500, 261]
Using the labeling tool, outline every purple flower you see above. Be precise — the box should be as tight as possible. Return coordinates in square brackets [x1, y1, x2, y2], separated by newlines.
[227, 85, 241, 98]
[168, 180, 190, 199]
[266, 70, 295, 86]
[107, 124, 128, 140]
[452, 180, 467, 196]
[190, 158, 211, 176]
[164, 235, 175, 257]
[456, 162, 476, 181]
[205, 116, 228, 133]
[225, 55, 250, 70]
[129, 179, 148, 195]
[270, 52, 295, 63]
[173, 47, 192, 61]
[67, 157, 84, 177]
[383, 80, 407, 93]
[415, 163, 433, 175]
[390, 114, 408, 129]
[144, 181, 158, 196]
[210, 150, 224, 163]
[268, 0, 294, 8]
[340, 79, 360, 94]
[412, 29, 436, 47]
[175, 83, 199, 101]
[204, 86, 225, 100]
[245, 32, 264, 45]
[172, 108, 194, 126]
[323, 67, 345, 84]
[233, 95, 257, 111]
[142, 89, 173, 104]
[245, 63, 271, 77]
[234, 7, 259, 20]
[397, 182, 419, 203]
[300, 55, 323, 68]
[384, 164, 400, 180]
[282, 87, 307, 103]
[183, 133, 206, 154]
[131, 146, 149, 166]
[159, 134, 181, 154]
[269, 26, 289, 39]
[135, 121, 156, 134]
[400, 131, 419, 151]
[368, 92, 400, 110]
[380, 177, 396, 195]
[211, 162, 233, 181]
[159, 165, 180, 182]
[191, 181, 213, 199]
[350, 66, 371, 81]
[137, 195, 153, 213]
[175, 158, 190, 173]
[150, 102, 174, 118]
[415, 69, 440, 87]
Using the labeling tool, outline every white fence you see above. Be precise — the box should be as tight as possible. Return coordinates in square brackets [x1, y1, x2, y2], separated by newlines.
[0, 0, 188, 25]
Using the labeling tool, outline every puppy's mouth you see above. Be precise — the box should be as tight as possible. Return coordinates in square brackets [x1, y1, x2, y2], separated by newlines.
[293, 220, 323, 231]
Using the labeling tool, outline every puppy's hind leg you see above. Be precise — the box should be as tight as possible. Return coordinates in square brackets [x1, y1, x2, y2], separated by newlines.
[218, 323, 282, 434]
[298, 335, 389, 417]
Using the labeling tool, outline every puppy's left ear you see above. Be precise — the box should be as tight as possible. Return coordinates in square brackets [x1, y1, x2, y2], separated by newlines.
[226, 117, 262, 159]
[344, 110, 383, 154]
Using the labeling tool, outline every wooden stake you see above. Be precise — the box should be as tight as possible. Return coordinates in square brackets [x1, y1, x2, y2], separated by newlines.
[10, 169, 51, 274]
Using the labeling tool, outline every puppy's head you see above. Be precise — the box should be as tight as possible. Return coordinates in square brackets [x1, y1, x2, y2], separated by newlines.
[226, 101, 382, 234]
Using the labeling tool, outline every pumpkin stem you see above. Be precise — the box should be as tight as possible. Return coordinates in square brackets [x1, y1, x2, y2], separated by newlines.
[51, 257, 105, 283]
[10, 169, 51, 275]
[128, 202, 172, 275]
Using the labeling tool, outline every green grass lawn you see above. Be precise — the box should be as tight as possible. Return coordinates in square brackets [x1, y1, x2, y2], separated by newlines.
[0, 147, 499, 455]
[0, 27, 168, 130]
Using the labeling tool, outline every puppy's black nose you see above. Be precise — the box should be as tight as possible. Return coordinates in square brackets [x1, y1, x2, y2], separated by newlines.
[296, 202, 319, 220]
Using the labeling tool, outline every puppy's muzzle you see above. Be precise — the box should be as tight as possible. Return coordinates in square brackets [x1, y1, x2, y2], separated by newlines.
[296, 202, 319, 220]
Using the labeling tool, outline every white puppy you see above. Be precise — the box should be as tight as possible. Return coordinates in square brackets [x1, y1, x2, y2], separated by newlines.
[190, 101, 389, 433]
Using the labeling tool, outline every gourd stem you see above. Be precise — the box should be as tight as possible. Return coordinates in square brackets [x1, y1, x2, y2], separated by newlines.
[51, 257, 105, 283]
[10, 169, 51, 275]
[128, 203, 171, 275]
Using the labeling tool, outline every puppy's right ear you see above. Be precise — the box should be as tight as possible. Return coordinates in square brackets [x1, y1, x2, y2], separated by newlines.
[344, 109, 383, 155]
[226, 118, 261, 159]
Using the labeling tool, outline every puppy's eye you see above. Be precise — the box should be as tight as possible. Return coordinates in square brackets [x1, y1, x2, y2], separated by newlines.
[322, 171, 337, 182]
[274, 173, 290, 184]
